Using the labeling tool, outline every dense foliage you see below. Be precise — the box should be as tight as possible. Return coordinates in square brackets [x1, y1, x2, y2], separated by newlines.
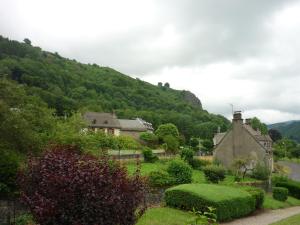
[238, 186, 265, 209]
[251, 163, 270, 181]
[276, 180, 300, 199]
[203, 165, 226, 183]
[269, 121, 300, 143]
[19, 145, 146, 225]
[166, 159, 193, 184]
[180, 148, 194, 164]
[165, 184, 255, 221]
[142, 148, 158, 163]
[148, 171, 176, 188]
[0, 36, 229, 142]
[273, 187, 288, 202]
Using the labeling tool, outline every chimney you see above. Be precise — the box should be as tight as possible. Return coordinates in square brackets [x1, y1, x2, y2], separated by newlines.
[233, 111, 242, 122]
[245, 118, 251, 125]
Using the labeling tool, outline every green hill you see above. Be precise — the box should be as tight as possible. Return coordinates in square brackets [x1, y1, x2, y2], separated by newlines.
[0, 35, 229, 140]
[268, 121, 300, 143]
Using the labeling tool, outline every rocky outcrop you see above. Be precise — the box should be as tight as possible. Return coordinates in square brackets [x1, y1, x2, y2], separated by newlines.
[181, 90, 202, 109]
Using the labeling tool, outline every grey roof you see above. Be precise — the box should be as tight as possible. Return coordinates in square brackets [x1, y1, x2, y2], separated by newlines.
[84, 112, 121, 128]
[213, 132, 226, 146]
[119, 118, 153, 131]
[243, 124, 272, 142]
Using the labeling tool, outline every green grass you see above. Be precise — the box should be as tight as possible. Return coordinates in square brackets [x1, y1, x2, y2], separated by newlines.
[126, 161, 257, 185]
[136, 207, 193, 225]
[269, 213, 300, 225]
[263, 193, 300, 209]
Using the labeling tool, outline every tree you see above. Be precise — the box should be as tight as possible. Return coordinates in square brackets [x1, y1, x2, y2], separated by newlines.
[155, 123, 179, 141]
[163, 135, 179, 154]
[164, 82, 170, 88]
[250, 117, 268, 135]
[273, 138, 297, 158]
[23, 38, 31, 45]
[19, 145, 146, 225]
[190, 137, 199, 151]
[157, 82, 163, 87]
[268, 129, 282, 142]
[139, 132, 158, 148]
[201, 139, 214, 154]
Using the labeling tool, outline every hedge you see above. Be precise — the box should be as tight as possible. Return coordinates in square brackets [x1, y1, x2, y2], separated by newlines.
[273, 187, 288, 202]
[165, 184, 255, 221]
[238, 186, 265, 209]
[276, 181, 300, 199]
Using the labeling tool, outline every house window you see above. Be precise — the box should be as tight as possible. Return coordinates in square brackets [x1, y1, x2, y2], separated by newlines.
[108, 128, 114, 135]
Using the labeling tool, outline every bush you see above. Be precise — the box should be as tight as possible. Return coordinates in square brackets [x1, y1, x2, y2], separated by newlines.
[0, 149, 19, 198]
[165, 184, 255, 221]
[239, 186, 265, 209]
[189, 158, 211, 170]
[180, 148, 194, 164]
[167, 159, 192, 184]
[276, 180, 300, 199]
[148, 171, 176, 187]
[203, 165, 226, 183]
[115, 135, 141, 150]
[15, 213, 34, 225]
[139, 132, 158, 147]
[19, 145, 146, 225]
[251, 163, 270, 180]
[163, 135, 179, 154]
[142, 148, 158, 163]
[273, 187, 288, 202]
[272, 174, 288, 186]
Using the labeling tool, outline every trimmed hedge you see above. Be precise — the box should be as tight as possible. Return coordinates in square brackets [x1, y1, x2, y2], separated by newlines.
[276, 180, 300, 199]
[167, 159, 192, 184]
[165, 184, 255, 221]
[273, 187, 288, 202]
[148, 171, 176, 188]
[203, 165, 226, 183]
[238, 186, 265, 209]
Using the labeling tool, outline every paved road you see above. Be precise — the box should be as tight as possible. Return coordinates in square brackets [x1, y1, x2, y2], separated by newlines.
[278, 161, 300, 181]
[221, 206, 300, 225]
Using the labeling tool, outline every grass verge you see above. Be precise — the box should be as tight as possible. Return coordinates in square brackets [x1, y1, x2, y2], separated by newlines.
[263, 193, 300, 209]
[136, 207, 192, 225]
[269, 213, 300, 225]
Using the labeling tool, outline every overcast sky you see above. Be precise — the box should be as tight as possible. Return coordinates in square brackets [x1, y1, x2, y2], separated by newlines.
[1, 0, 300, 124]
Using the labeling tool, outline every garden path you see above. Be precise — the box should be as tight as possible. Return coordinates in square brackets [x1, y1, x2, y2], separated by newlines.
[278, 161, 300, 181]
[221, 206, 300, 225]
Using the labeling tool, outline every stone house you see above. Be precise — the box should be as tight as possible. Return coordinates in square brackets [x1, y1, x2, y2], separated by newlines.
[83, 112, 153, 139]
[213, 111, 273, 171]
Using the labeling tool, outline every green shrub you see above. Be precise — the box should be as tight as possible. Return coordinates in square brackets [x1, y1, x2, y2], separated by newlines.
[165, 184, 255, 221]
[163, 135, 179, 154]
[15, 213, 34, 225]
[239, 186, 265, 209]
[148, 171, 176, 187]
[167, 159, 192, 184]
[0, 149, 19, 197]
[273, 187, 288, 202]
[251, 163, 270, 180]
[272, 174, 288, 186]
[180, 148, 194, 164]
[203, 165, 226, 183]
[276, 180, 300, 199]
[139, 132, 158, 147]
[190, 158, 211, 170]
[142, 148, 158, 163]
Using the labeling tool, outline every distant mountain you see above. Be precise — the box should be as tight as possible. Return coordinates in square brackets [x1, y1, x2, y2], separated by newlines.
[0, 35, 230, 140]
[268, 120, 300, 142]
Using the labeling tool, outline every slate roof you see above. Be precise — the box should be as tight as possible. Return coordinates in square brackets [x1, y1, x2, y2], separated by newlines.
[119, 118, 153, 131]
[84, 112, 121, 128]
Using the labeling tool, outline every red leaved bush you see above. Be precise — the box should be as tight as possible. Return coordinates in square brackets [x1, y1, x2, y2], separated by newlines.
[19, 145, 146, 225]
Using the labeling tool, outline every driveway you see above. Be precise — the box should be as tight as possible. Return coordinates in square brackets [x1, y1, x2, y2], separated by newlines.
[278, 161, 300, 181]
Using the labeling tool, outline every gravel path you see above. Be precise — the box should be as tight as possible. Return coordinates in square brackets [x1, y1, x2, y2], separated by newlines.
[221, 206, 300, 225]
[278, 161, 300, 181]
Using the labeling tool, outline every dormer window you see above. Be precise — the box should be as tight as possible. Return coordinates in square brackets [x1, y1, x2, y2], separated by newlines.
[92, 119, 97, 124]
[104, 120, 108, 124]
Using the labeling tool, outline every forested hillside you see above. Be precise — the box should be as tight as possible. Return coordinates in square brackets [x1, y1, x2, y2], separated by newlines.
[0, 36, 229, 141]
[269, 121, 300, 143]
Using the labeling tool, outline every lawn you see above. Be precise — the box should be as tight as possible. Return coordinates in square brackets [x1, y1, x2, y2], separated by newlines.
[269, 213, 300, 225]
[263, 193, 300, 209]
[126, 161, 257, 184]
[136, 207, 193, 225]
